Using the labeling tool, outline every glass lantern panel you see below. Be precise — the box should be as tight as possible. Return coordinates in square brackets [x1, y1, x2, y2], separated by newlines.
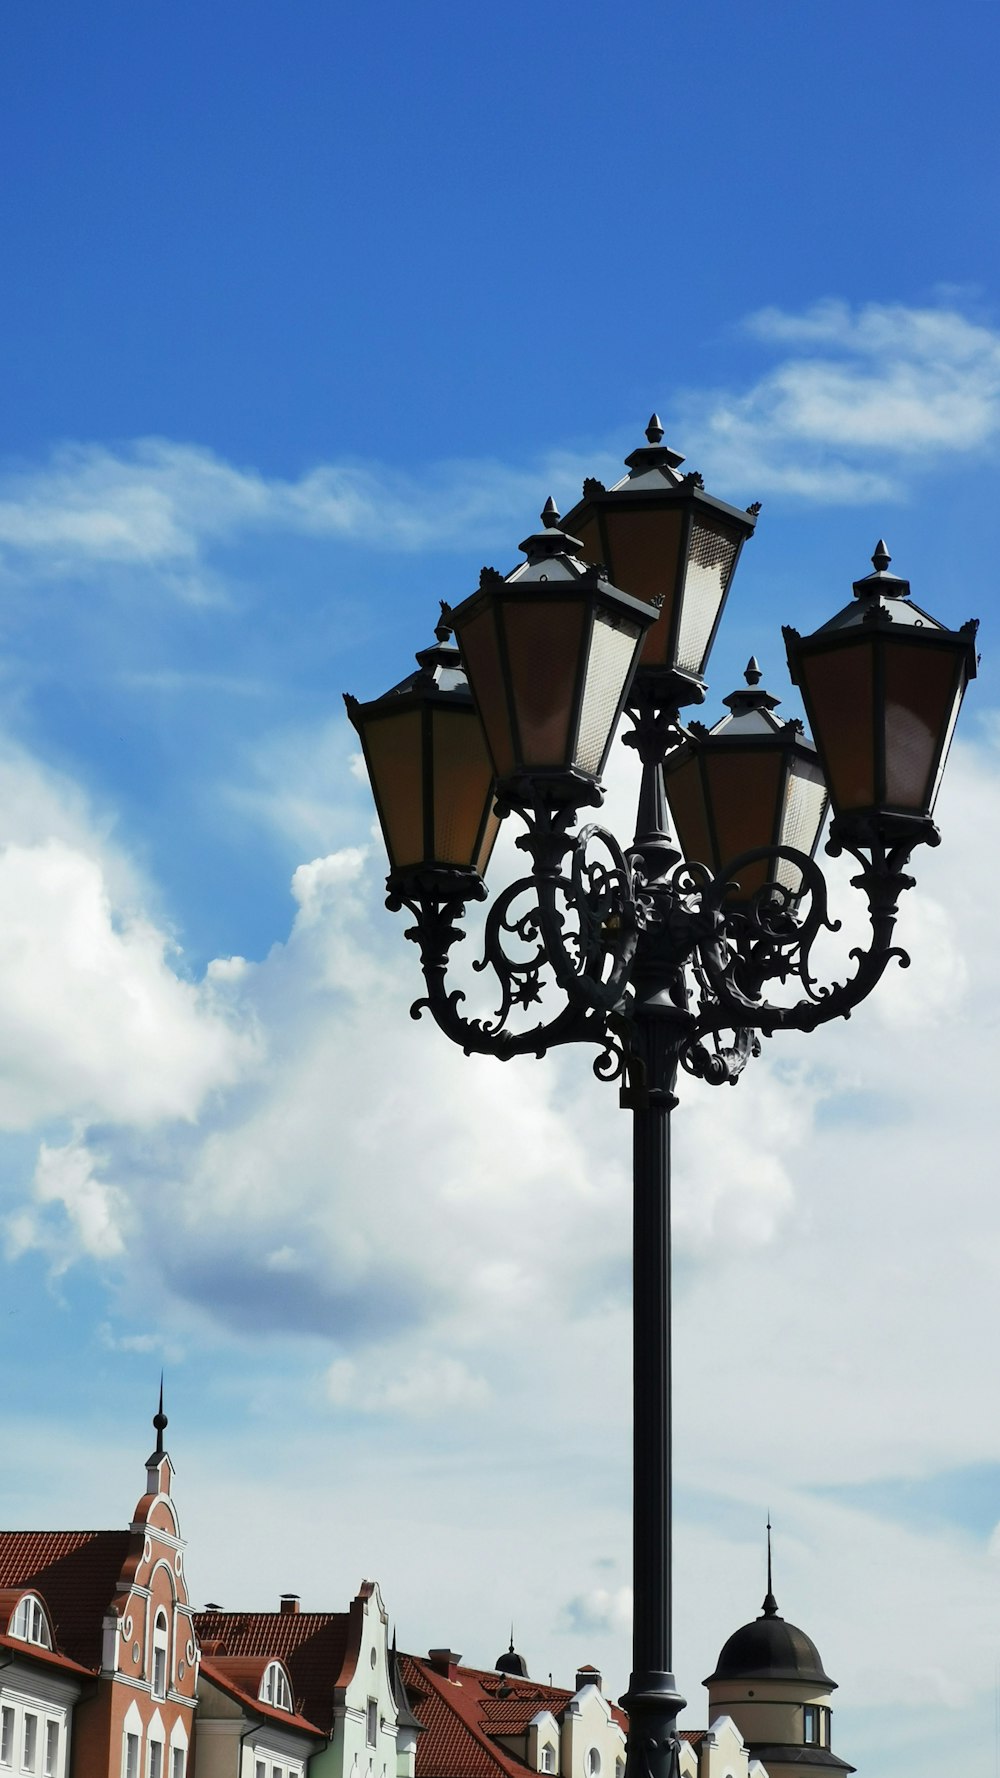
[457, 605, 516, 778]
[575, 611, 644, 776]
[363, 709, 425, 870]
[774, 760, 828, 894]
[663, 755, 714, 870]
[474, 803, 502, 877]
[431, 708, 496, 869]
[502, 598, 586, 768]
[600, 508, 684, 668]
[676, 518, 739, 676]
[883, 641, 964, 813]
[704, 749, 784, 900]
[799, 643, 875, 812]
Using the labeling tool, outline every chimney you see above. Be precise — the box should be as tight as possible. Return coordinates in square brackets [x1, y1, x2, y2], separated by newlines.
[280, 1594, 301, 1615]
[575, 1665, 602, 1694]
[428, 1648, 462, 1682]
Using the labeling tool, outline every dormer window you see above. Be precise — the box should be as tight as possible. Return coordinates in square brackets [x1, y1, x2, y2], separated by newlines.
[260, 1662, 293, 1711]
[152, 1610, 169, 1699]
[10, 1594, 52, 1647]
[541, 1745, 556, 1773]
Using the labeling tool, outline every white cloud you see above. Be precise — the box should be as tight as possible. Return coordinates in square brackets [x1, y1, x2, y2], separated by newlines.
[682, 299, 1000, 501]
[0, 837, 254, 1131]
[1, 298, 994, 607]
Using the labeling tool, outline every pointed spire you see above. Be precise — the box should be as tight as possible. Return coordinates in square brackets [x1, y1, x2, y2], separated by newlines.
[744, 656, 762, 688]
[509, 1622, 515, 1654]
[646, 413, 664, 444]
[872, 538, 891, 573]
[541, 496, 561, 529]
[762, 1513, 779, 1617]
[153, 1373, 168, 1459]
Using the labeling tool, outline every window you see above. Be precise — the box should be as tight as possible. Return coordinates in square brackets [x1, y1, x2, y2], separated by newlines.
[43, 1725, 58, 1778]
[170, 1753, 185, 1778]
[125, 1734, 140, 1778]
[366, 1700, 378, 1748]
[23, 1715, 38, 1772]
[255, 1764, 266, 1778]
[803, 1708, 818, 1746]
[259, 1663, 293, 1711]
[587, 1752, 601, 1778]
[1, 1709, 12, 1768]
[541, 1746, 556, 1774]
[148, 1742, 163, 1778]
[152, 1611, 169, 1700]
[10, 1597, 51, 1648]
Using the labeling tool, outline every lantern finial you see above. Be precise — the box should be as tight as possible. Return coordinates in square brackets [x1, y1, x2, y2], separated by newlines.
[541, 496, 561, 529]
[646, 413, 665, 445]
[872, 539, 892, 573]
[745, 657, 762, 687]
[435, 602, 452, 645]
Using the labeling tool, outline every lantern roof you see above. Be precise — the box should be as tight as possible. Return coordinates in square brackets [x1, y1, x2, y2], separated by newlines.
[694, 659, 813, 749]
[814, 541, 971, 641]
[369, 614, 470, 705]
[507, 500, 596, 585]
[567, 412, 761, 531]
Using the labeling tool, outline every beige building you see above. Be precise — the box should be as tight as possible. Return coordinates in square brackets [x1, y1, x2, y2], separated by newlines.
[701, 1579, 853, 1778]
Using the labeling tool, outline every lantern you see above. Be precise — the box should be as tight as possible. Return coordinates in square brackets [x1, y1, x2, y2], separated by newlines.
[560, 416, 759, 709]
[445, 505, 656, 810]
[663, 660, 828, 902]
[344, 618, 500, 892]
[783, 542, 979, 846]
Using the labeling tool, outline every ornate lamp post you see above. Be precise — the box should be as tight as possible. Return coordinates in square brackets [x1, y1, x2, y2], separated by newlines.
[346, 419, 979, 1778]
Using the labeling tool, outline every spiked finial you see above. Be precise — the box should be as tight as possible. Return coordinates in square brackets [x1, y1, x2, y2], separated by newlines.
[872, 539, 891, 573]
[509, 1622, 515, 1654]
[541, 496, 561, 529]
[745, 656, 762, 687]
[646, 413, 664, 444]
[435, 601, 452, 645]
[762, 1513, 779, 1618]
[153, 1374, 168, 1459]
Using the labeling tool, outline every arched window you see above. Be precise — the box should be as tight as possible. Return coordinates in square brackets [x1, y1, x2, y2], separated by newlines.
[259, 1662, 293, 1711]
[587, 1750, 601, 1777]
[10, 1595, 52, 1647]
[152, 1610, 169, 1699]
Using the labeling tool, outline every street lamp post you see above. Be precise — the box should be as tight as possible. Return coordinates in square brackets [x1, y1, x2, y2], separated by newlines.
[345, 418, 979, 1778]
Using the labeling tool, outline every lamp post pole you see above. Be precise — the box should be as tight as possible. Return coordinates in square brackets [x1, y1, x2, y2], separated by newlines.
[346, 419, 978, 1778]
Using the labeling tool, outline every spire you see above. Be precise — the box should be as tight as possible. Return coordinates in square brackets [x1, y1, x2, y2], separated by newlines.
[762, 1513, 779, 1617]
[153, 1374, 168, 1459]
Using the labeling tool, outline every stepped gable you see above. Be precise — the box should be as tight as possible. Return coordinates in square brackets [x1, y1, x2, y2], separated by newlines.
[0, 1529, 131, 1668]
[193, 1608, 352, 1735]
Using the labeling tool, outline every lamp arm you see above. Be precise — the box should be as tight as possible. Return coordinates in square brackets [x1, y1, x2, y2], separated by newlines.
[391, 881, 616, 1062]
[688, 840, 919, 1040]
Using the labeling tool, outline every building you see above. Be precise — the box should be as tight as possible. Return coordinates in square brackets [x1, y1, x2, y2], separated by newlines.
[193, 1580, 413, 1778]
[702, 1553, 854, 1778]
[399, 1644, 627, 1778]
[0, 1406, 852, 1778]
[0, 1392, 198, 1778]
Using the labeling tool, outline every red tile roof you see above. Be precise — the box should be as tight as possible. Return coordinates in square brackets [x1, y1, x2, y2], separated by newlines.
[193, 1611, 352, 1735]
[199, 1655, 325, 1739]
[0, 1531, 131, 1670]
[400, 1656, 627, 1778]
[0, 1630, 95, 1681]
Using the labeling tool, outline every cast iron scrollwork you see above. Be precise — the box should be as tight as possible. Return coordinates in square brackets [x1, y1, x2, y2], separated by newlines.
[393, 757, 934, 1089]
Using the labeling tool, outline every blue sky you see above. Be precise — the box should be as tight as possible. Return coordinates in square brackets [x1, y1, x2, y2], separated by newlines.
[1, 5, 999, 1776]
